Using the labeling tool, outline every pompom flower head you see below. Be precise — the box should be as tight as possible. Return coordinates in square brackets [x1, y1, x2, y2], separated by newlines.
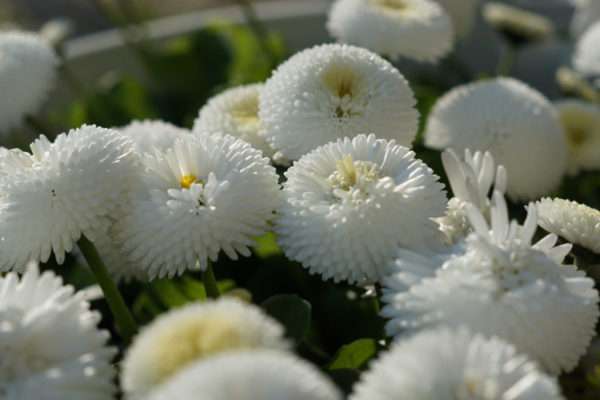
[116, 134, 280, 279]
[536, 198, 600, 255]
[434, 0, 479, 38]
[260, 44, 419, 161]
[277, 134, 446, 284]
[554, 100, 600, 175]
[382, 193, 599, 373]
[351, 328, 564, 400]
[121, 298, 289, 399]
[425, 78, 567, 200]
[437, 149, 507, 244]
[147, 350, 342, 400]
[120, 119, 188, 155]
[0, 125, 134, 271]
[0, 31, 57, 134]
[574, 21, 600, 78]
[0, 266, 115, 399]
[193, 84, 275, 159]
[327, 0, 454, 62]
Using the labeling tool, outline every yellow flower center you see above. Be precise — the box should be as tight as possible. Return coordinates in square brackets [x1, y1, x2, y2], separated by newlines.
[230, 96, 260, 128]
[153, 316, 247, 385]
[370, 0, 410, 14]
[329, 155, 380, 192]
[567, 126, 588, 147]
[321, 65, 365, 118]
[180, 174, 197, 189]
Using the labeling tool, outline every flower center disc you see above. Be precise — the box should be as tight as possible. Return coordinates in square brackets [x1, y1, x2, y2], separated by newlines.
[329, 155, 380, 194]
[230, 97, 260, 128]
[370, 0, 409, 14]
[180, 174, 197, 189]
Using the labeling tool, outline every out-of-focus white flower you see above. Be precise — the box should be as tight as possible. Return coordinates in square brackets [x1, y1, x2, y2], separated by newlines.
[425, 78, 567, 200]
[39, 18, 74, 48]
[574, 21, 600, 77]
[556, 67, 600, 103]
[536, 198, 600, 254]
[121, 299, 289, 399]
[119, 119, 188, 155]
[0, 31, 58, 133]
[483, 2, 554, 44]
[193, 84, 276, 159]
[115, 134, 280, 279]
[350, 328, 564, 400]
[554, 100, 600, 175]
[434, 0, 479, 38]
[437, 149, 507, 244]
[382, 192, 599, 374]
[327, 0, 454, 62]
[0, 266, 116, 399]
[571, 0, 600, 38]
[0, 125, 135, 271]
[147, 350, 342, 400]
[260, 44, 419, 161]
[277, 134, 446, 284]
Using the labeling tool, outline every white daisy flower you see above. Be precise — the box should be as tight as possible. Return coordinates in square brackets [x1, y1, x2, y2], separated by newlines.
[0, 125, 135, 271]
[120, 119, 189, 155]
[326, 0, 454, 62]
[424, 78, 567, 200]
[483, 2, 554, 44]
[574, 21, 600, 78]
[536, 198, 600, 254]
[193, 84, 276, 159]
[115, 134, 280, 279]
[350, 328, 564, 400]
[571, 0, 600, 38]
[277, 134, 447, 284]
[0, 266, 116, 399]
[434, 0, 479, 38]
[260, 44, 419, 161]
[382, 192, 599, 374]
[121, 298, 289, 399]
[0, 31, 57, 134]
[147, 350, 341, 400]
[437, 149, 507, 244]
[554, 100, 600, 175]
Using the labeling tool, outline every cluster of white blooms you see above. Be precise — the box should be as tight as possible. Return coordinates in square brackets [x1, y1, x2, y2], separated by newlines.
[382, 193, 599, 374]
[1, 9, 600, 400]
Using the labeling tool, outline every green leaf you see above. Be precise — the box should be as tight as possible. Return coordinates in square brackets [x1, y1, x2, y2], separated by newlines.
[328, 339, 377, 370]
[254, 232, 282, 258]
[262, 294, 311, 343]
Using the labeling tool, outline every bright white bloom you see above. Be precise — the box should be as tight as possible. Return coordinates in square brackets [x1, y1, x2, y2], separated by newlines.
[327, 0, 454, 62]
[554, 100, 600, 174]
[483, 2, 554, 43]
[277, 134, 446, 284]
[121, 299, 289, 399]
[437, 149, 507, 244]
[115, 134, 280, 279]
[120, 119, 188, 155]
[0, 31, 57, 133]
[0, 267, 116, 399]
[571, 0, 600, 38]
[0, 125, 134, 271]
[193, 84, 275, 158]
[434, 0, 479, 38]
[574, 21, 600, 77]
[536, 198, 600, 254]
[425, 78, 567, 200]
[351, 328, 564, 400]
[382, 193, 599, 374]
[260, 44, 419, 160]
[147, 350, 342, 400]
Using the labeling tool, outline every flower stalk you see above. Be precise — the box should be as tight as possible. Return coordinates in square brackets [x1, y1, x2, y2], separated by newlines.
[202, 261, 220, 299]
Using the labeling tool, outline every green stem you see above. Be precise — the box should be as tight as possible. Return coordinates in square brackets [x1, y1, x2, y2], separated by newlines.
[202, 261, 220, 299]
[78, 235, 138, 342]
[236, 0, 276, 67]
[497, 43, 517, 76]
